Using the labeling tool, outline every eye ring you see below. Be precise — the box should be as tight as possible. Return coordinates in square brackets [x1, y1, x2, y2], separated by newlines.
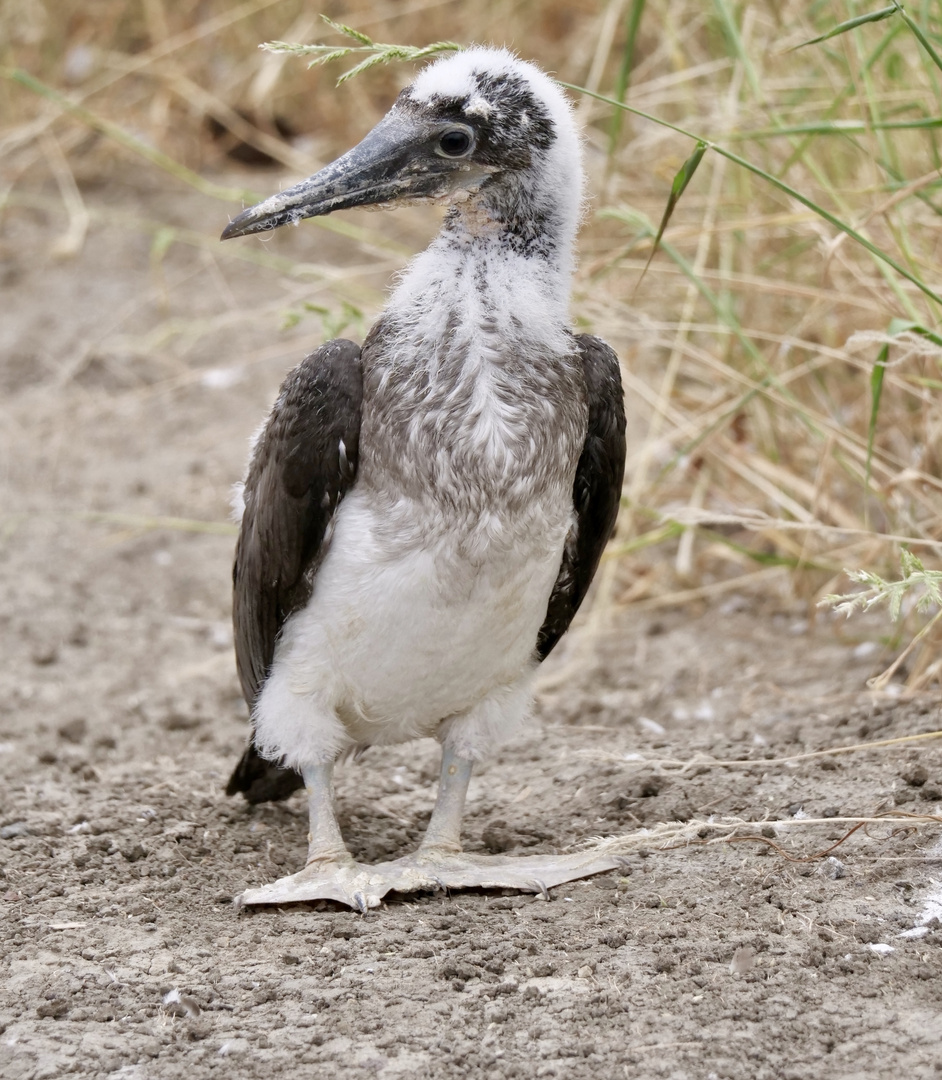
[436, 125, 475, 158]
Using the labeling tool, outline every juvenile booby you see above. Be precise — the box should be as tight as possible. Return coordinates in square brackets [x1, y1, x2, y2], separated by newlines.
[222, 47, 626, 909]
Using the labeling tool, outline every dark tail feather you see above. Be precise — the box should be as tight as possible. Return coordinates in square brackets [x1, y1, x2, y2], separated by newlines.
[226, 745, 305, 804]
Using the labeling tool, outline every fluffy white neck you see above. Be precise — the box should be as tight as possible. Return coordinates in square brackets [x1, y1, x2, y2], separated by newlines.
[387, 161, 583, 357]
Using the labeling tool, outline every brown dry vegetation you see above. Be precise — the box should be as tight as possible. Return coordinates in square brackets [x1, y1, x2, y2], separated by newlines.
[3, 0, 941, 686]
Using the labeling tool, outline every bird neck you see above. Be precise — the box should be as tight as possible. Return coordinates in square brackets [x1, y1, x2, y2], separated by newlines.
[445, 174, 573, 266]
[386, 163, 581, 356]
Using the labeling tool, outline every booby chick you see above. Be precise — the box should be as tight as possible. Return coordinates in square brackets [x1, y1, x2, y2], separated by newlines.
[222, 47, 627, 909]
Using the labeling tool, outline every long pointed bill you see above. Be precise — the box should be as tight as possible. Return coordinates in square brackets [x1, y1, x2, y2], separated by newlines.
[221, 112, 482, 240]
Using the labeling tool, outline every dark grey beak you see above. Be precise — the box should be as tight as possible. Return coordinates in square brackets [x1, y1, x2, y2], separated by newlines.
[221, 111, 480, 241]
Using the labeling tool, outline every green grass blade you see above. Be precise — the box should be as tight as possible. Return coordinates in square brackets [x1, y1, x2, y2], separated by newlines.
[608, 0, 647, 154]
[712, 0, 761, 101]
[790, 6, 897, 51]
[867, 343, 888, 492]
[564, 82, 942, 308]
[320, 15, 374, 46]
[698, 529, 837, 571]
[80, 512, 238, 536]
[636, 141, 708, 288]
[860, 318, 942, 495]
[606, 521, 684, 558]
[727, 118, 942, 138]
[337, 53, 392, 84]
[892, 1, 942, 74]
[261, 28, 461, 83]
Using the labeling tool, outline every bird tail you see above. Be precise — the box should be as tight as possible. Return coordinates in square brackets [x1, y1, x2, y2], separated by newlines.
[225, 745, 305, 804]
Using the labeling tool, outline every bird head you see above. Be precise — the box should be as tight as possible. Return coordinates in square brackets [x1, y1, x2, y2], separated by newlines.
[220, 48, 581, 241]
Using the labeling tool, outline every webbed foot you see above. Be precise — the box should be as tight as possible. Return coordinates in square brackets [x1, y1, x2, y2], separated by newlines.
[235, 849, 621, 910]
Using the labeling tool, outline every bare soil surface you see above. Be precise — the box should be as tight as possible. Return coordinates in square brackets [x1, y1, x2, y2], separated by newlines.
[2, 174, 942, 1080]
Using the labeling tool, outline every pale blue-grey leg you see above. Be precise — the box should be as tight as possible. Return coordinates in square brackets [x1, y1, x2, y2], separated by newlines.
[237, 748, 623, 910]
[301, 762, 352, 866]
[418, 747, 473, 854]
[236, 760, 380, 912]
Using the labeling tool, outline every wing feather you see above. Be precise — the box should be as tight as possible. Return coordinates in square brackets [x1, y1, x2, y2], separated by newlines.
[227, 339, 362, 801]
[536, 335, 626, 660]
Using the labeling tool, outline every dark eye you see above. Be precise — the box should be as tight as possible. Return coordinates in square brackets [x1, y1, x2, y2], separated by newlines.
[437, 127, 474, 157]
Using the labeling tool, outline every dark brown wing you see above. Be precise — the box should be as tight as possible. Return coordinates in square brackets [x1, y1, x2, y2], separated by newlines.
[226, 339, 363, 802]
[536, 335, 626, 661]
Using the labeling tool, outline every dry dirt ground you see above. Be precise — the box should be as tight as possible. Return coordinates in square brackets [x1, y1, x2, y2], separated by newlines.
[2, 171, 942, 1080]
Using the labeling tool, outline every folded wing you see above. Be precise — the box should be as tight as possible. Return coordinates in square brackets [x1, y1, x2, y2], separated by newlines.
[537, 335, 626, 660]
[227, 339, 363, 802]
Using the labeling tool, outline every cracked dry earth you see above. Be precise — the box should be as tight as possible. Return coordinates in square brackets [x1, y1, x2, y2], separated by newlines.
[2, 175, 942, 1080]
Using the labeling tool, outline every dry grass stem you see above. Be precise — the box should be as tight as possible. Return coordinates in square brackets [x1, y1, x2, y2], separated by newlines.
[581, 811, 942, 866]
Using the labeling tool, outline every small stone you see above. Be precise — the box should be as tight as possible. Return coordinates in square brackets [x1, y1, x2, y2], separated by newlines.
[121, 843, 148, 863]
[31, 645, 59, 666]
[162, 711, 201, 731]
[529, 961, 556, 978]
[481, 822, 515, 853]
[218, 1039, 249, 1057]
[902, 765, 928, 787]
[36, 999, 68, 1019]
[821, 856, 845, 880]
[729, 946, 755, 975]
[600, 931, 627, 948]
[58, 718, 88, 744]
[0, 822, 29, 840]
[282, 954, 301, 966]
[633, 774, 666, 798]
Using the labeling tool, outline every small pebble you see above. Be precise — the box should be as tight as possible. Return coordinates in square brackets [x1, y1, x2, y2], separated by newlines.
[58, 718, 88, 744]
[729, 946, 755, 975]
[902, 766, 928, 788]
